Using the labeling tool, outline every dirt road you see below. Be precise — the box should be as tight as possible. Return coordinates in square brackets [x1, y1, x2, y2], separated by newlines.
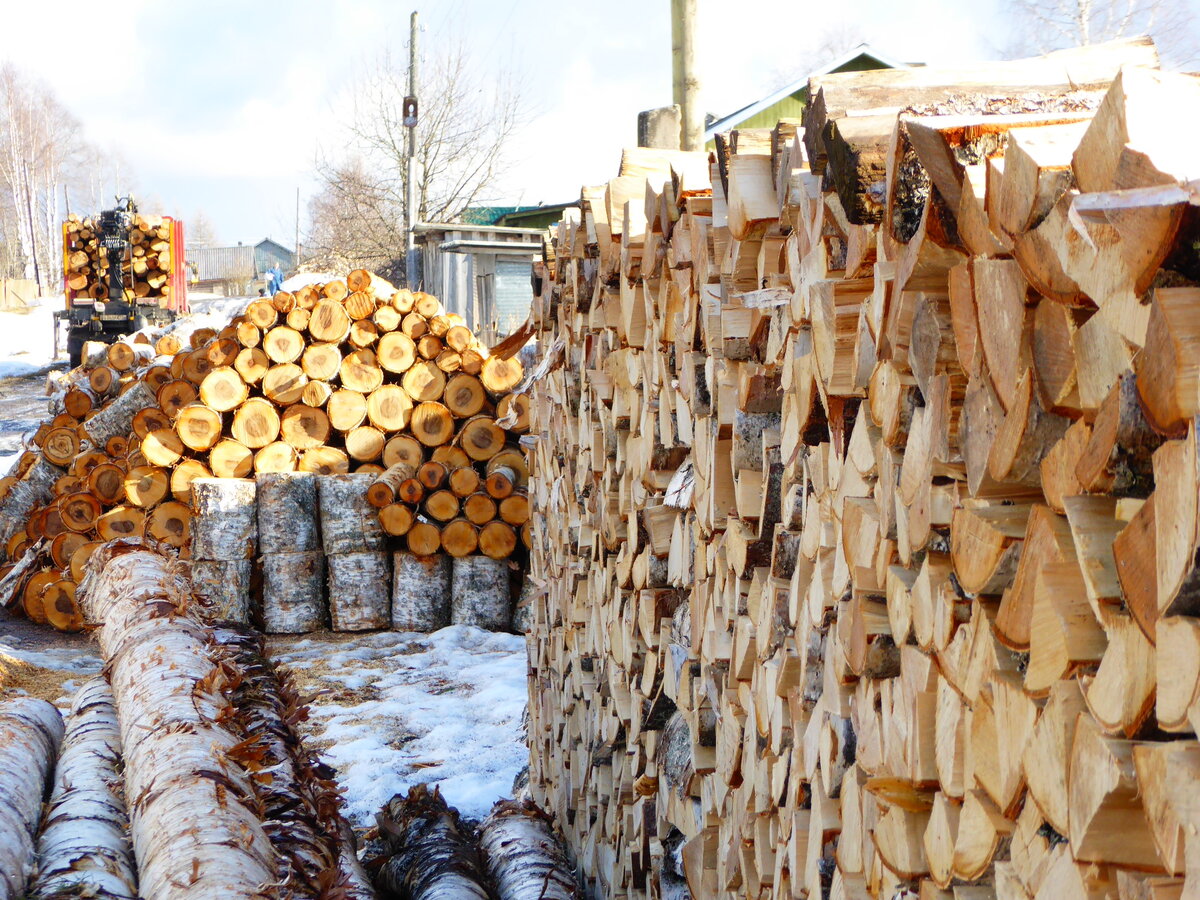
[0, 366, 65, 471]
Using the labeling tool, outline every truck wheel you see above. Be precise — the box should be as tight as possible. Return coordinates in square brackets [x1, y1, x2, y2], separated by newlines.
[67, 334, 85, 369]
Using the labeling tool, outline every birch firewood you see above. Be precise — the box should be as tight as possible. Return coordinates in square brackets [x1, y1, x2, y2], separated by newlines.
[328, 551, 391, 630]
[77, 541, 278, 899]
[451, 555, 511, 630]
[478, 798, 579, 900]
[31, 677, 137, 900]
[190, 558, 253, 623]
[261, 551, 326, 633]
[256, 471, 320, 553]
[0, 460, 61, 564]
[392, 552, 453, 632]
[81, 381, 156, 449]
[375, 785, 491, 900]
[319, 473, 386, 554]
[190, 477, 257, 560]
[0, 696, 63, 900]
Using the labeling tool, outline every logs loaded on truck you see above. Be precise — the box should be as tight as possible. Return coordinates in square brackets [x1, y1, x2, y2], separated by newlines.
[522, 36, 1200, 900]
[57, 197, 189, 367]
[0, 270, 531, 634]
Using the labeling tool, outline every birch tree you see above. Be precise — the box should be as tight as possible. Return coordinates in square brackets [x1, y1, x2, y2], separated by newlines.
[0, 64, 92, 292]
[1001, 0, 1196, 67]
[306, 29, 526, 282]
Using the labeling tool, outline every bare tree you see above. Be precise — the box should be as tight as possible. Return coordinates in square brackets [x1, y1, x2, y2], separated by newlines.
[767, 23, 869, 92]
[188, 210, 219, 248]
[1000, 0, 1197, 67]
[0, 64, 93, 293]
[307, 25, 527, 281]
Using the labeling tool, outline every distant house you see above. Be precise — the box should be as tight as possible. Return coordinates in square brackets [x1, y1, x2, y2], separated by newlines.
[462, 202, 577, 233]
[413, 223, 544, 344]
[704, 44, 913, 144]
[190, 238, 296, 296]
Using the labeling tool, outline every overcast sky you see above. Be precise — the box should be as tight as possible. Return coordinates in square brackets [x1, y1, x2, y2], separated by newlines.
[0, 0, 1131, 247]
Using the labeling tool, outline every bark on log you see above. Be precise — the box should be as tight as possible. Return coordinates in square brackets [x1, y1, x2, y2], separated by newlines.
[318, 473, 385, 554]
[0, 459, 61, 564]
[328, 551, 391, 631]
[190, 477, 257, 560]
[261, 551, 326, 633]
[256, 471, 320, 554]
[31, 677, 138, 900]
[190, 558, 253, 623]
[210, 626, 351, 894]
[451, 555, 511, 630]
[76, 542, 278, 899]
[0, 696, 63, 900]
[478, 798, 579, 900]
[374, 784, 491, 900]
[81, 380, 156, 449]
[392, 552, 452, 632]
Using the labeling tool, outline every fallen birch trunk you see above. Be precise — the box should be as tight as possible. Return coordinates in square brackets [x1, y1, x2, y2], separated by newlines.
[78, 540, 278, 900]
[479, 799, 579, 900]
[31, 676, 138, 900]
[0, 696, 63, 900]
[375, 784, 491, 900]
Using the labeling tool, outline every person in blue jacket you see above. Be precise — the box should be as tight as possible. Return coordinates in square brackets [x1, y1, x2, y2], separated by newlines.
[267, 263, 284, 296]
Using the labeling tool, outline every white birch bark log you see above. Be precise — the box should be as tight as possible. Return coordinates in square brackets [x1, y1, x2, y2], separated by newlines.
[77, 542, 277, 899]
[512, 577, 537, 635]
[31, 677, 137, 900]
[261, 550, 325, 633]
[0, 459, 61, 564]
[318, 473, 385, 555]
[256, 471, 320, 554]
[0, 696, 63, 900]
[81, 380, 156, 449]
[328, 551, 391, 631]
[375, 785, 491, 900]
[452, 556, 512, 631]
[479, 799, 579, 900]
[190, 477, 257, 560]
[189, 558, 253, 623]
[392, 552, 452, 632]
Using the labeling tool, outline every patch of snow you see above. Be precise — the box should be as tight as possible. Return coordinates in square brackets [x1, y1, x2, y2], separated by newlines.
[280, 272, 398, 295]
[0, 298, 64, 378]
[271, 625, 528, 825]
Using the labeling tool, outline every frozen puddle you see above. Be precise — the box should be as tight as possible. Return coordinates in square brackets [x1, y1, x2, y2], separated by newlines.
[269, 625, 528, 826]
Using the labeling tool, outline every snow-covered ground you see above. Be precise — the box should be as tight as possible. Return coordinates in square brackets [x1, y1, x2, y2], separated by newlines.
[0, 299, 61, 378]
[271, 626, 529, 826]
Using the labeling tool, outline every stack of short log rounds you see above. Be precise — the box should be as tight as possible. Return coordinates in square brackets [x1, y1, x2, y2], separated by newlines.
[188, 477, 256, 622]
[0, 272, 529, 634]
[257, 471, 325, 633]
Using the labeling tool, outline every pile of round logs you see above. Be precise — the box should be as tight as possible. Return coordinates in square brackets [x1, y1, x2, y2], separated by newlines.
[0, 272, 528, 632]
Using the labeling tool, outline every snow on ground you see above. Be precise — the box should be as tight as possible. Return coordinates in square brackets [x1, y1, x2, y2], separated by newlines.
[0, 298, 63, 378]
[270, 625, 529, 826]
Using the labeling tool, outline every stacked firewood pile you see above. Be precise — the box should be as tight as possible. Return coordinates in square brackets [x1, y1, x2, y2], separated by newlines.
[524, 38, 1200, 899]
[0, 271, 529, 632]
[64, 212, 178, 303]
[0, 541, 373, 899]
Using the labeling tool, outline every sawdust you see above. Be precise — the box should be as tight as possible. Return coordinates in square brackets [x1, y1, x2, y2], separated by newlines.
[0, 651, 78, 703]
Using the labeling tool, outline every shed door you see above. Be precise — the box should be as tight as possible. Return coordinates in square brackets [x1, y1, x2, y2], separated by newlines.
[494, 258, 532, 337]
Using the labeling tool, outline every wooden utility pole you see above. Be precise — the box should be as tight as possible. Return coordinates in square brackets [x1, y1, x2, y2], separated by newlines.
[670, 0, 702, 151]
[404, 11, 420, 287]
